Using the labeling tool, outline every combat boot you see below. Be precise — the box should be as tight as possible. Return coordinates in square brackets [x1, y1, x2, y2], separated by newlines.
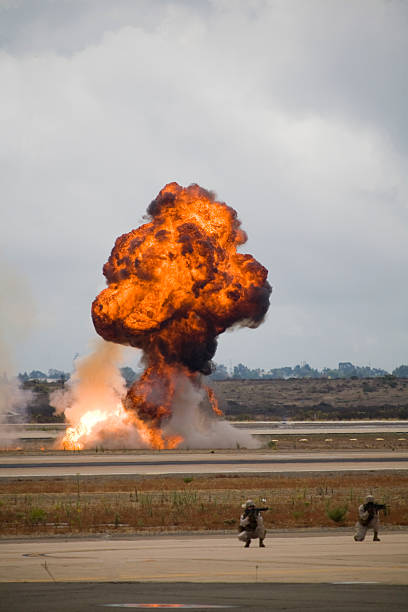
[244, 540, 250, 548]
[259, 539, 265, 548]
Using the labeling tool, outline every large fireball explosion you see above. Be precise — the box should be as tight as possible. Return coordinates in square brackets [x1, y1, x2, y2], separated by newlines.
[60, 183, 271, 450]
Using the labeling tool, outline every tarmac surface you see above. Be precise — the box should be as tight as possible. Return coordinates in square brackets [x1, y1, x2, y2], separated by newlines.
[0, 451, 407, 477]
[1, 533, 407, 611]
[236, 420, 408, 435]
[8, 420, 408, 439]
[1, 581, 407, 612]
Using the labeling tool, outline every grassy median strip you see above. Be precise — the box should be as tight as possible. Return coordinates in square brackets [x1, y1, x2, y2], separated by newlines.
[0, 472, 407, 535]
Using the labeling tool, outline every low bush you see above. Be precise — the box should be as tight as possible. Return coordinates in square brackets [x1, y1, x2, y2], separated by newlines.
[325, 504, 348, 524]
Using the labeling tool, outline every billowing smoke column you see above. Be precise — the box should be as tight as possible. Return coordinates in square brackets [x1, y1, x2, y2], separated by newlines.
[61, 182, 271, 450]
[90, 182, 271, 447]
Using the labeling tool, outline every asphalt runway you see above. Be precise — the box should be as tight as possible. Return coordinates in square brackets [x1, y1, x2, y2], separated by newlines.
[8, 420, 408, 440]
[1, 582, 407, 612]
[237, 420, 408, 435]
[1, 534, 407, 611]
[0, 451, 407, 477]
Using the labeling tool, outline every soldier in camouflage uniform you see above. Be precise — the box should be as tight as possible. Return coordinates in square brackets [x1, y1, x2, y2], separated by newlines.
[354, 495, 384, 542]
[238, 499, 267, 548]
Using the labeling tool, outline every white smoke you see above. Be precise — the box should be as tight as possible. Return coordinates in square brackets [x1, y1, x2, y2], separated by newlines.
[53, 338, 259, 450]
[50, 339, 148, 449]
[0, 259, 34, 447]
[51, 339, 127, 420]
[163, 373, 260, 449]
[0, 375, 33, 448]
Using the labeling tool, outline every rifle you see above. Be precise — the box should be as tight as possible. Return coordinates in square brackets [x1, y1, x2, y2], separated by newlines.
[363, 502, 386, 513]
[243, 507, 269, 530]
[244, 506, 269, 515]
[360, 502, 386, 526]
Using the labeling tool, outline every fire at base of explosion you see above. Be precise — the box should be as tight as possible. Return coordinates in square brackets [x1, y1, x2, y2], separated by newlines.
[0, 472, 407, 536]
[3, 430, 408, 453]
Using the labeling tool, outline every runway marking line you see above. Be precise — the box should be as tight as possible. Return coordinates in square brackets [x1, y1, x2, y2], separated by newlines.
[331, 581, 378, 584]
[102, 606, 235, 609]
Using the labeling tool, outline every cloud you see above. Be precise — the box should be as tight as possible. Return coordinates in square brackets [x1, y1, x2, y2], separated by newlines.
[0, 0, 407, 372]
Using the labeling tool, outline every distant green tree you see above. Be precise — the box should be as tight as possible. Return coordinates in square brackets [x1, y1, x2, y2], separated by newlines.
[293, 363, 320, 378]
[28, 370, 47, 380]
[393, 365, 408, 378]
[262, 366, 293, 379]
[48, 369, 69, 381]
[209, 363, 230, 380]
[321, 368, 340, 378]
[322, 363, 388, 379]
[232, 364, 262, 379]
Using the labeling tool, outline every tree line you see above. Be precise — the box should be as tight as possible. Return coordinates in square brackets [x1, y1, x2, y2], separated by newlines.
[17, 362, 408, 384]
[209, 362, 408, 380]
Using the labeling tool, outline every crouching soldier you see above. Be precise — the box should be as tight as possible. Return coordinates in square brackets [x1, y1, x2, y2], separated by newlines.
[238, 500, 268, 548]
[354, 495, 386, 542]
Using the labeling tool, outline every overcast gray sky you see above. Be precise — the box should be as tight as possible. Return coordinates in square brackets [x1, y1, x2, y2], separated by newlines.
[1, 0, 407, 375]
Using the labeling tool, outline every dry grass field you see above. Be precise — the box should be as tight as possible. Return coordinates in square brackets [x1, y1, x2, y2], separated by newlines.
[1, 472, 407, 536]
[213, 377, 408, 420]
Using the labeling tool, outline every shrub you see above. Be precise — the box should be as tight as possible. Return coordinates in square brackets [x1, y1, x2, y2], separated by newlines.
[28, 507, 46, 525]
[326, 504, 348, 524]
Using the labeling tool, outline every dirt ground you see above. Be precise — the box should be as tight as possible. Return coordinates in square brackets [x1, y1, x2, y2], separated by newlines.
[213, 377, 408, 420]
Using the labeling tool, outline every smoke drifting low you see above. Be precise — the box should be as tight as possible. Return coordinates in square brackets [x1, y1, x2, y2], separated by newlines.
[161, 375, 260, 450]
[51, 340, 128, 446]
[0, 375, 32, 448]
[0, 261, 34, 447]
[54, 340, 259, 450]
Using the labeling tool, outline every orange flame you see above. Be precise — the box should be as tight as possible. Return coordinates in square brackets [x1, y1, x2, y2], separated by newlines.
[62, 403, 126, 450]
[61, 399, 182, 450]
[62, 183, 270, 449]
[205, 385, 223, 417]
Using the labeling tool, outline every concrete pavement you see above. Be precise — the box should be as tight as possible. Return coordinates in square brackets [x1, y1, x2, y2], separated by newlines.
[1, 533, 407, 584]
[1, 451, 407, 477]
